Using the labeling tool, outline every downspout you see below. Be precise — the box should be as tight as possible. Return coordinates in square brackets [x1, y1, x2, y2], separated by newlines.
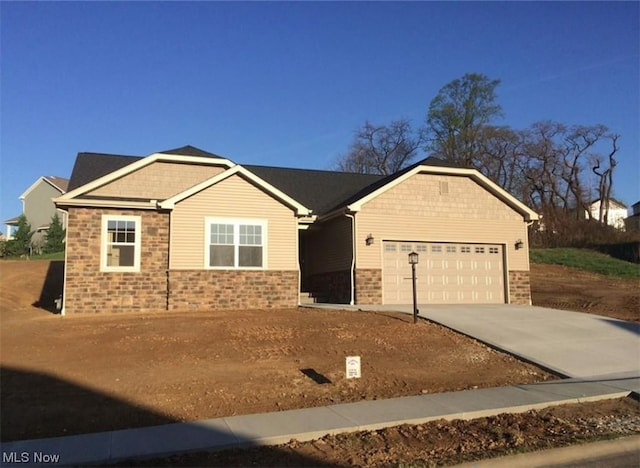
[346, 213, 356, 306]
[58, 207, 68, 316]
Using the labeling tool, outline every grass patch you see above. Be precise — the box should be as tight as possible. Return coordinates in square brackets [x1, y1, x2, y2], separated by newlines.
[530, 248, 640, 279]
[1, 251, 65, 261]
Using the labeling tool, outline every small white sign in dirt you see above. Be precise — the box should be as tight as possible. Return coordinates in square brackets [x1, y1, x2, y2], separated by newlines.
[345, 355, 361, 379]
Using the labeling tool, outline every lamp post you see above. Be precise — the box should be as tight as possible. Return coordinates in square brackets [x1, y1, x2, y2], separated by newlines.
[408, 251, 419, 324]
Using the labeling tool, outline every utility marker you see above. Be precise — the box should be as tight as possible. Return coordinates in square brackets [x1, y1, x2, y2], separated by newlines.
[346, 355, 361, 379]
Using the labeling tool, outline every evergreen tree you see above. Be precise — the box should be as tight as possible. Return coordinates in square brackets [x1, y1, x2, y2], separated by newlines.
[6, 215, 33, 257]
[43, 213, 66, 254]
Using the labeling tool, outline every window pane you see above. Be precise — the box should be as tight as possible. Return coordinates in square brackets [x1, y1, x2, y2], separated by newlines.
[210, 245, 234, 267]
[211, 224, 234, 244]
[107, 245, 135, 267]
[240, 224, 262, 245]
[239, 246, 262, 267]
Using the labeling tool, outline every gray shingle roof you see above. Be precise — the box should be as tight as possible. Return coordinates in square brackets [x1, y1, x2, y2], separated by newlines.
[244, 165, 384, 215]
[159, 145, 226, 159]
[66, 146, 455, 215]
[68, 152, 141, 191]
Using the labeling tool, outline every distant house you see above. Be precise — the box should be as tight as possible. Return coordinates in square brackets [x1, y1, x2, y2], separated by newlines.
[4, 176, 69, 249]
[54, 145, 539, 315]
[586, 198, 628, 230]
[624, 201, 640, 232]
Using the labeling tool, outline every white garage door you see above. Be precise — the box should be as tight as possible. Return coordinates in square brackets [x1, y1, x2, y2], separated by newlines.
[383, 241, 505, 304]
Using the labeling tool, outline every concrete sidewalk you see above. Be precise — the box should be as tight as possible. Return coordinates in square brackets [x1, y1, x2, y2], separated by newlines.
[1, 376, 638, 466]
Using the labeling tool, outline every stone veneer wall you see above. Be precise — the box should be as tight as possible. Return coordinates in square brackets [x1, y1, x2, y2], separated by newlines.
[354, 268, 382, 305]
[508, 270, 532, 305]
[64, 208, 299, 313]
[306, 270, 351, 303]
[168, 270, 298, 310]
[64, 208, 170, 314]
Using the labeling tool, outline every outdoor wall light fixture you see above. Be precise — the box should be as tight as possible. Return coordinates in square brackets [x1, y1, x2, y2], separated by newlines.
[515, 239, 524, 250]
[408, 251, 419, 324]
[366, 234, 374, 245]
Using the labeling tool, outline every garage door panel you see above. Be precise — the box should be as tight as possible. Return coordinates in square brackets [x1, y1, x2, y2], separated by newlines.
[383, 241, 505, 305]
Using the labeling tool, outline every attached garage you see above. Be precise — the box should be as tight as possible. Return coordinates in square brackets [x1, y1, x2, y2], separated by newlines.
[382, 241, 505, 304]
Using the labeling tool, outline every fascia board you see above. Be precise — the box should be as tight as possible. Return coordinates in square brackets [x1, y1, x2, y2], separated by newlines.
[346, 165, 539, 221]
[160, 165, 312, 216]
[58, 153, 235, 201]
[53, 198, 157, 210]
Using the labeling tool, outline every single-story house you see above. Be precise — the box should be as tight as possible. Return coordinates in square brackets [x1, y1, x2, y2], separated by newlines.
[54, 145, 538, 314]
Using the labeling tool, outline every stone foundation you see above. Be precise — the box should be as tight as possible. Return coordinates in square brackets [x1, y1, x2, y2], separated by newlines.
[509, 270, 532, 305]
[354, 268, 382, 305]
[168, 269, 298, 310]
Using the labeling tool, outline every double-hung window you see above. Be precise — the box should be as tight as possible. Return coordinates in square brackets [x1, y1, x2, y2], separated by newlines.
[101, 215, 141, 272]
[206, 218, 266, 269]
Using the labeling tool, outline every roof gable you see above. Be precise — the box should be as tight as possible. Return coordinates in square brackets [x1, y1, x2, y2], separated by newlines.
[61, 149, 235, 202]
[159, 166, 311, 216]
[342, 159, 539, 222]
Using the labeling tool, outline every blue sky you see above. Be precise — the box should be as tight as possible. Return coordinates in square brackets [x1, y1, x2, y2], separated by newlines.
[1, 1, 638, 232]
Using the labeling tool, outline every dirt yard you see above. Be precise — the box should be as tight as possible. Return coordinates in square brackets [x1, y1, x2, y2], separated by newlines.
[530, 263, 640, 322]
[1, 259, 638, 466]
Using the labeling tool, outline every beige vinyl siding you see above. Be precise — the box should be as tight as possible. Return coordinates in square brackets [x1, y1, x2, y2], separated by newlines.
[306, 215, 353, 275]
[356, 173, 530, 271]
[87, 162, 226, 200]
[170, 174, 298, 270]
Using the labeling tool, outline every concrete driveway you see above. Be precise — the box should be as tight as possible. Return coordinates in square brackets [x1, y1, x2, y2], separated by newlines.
[311, 303, 640, 379]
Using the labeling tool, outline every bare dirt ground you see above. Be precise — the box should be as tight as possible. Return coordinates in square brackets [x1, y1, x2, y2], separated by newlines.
[1, 259, 638, 466]
[531, 263, 640, 322]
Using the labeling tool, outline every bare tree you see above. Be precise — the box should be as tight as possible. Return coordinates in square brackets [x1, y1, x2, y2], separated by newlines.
[515, 122, 620, 246]
[591, 134, 619, 225]
[335, 119, 426, 175]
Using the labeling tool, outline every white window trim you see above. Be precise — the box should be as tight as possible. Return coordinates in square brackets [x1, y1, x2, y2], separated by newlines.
[204, 217, 268, 270]
[100, 215, 142, 272]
